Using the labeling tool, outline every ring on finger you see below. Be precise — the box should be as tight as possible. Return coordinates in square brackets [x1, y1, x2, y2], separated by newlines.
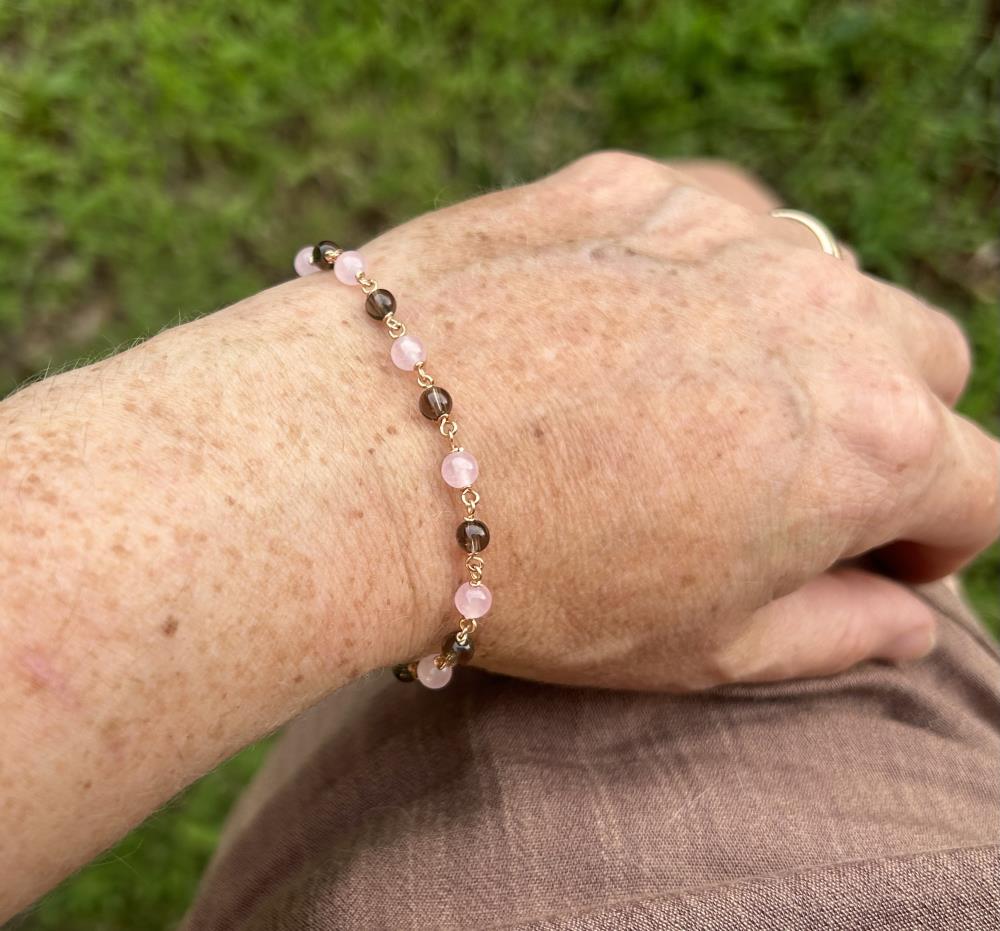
[769, 208, 843, 259]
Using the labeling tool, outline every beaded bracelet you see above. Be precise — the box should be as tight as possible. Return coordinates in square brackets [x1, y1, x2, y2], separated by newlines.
[293, 241, 491, 689]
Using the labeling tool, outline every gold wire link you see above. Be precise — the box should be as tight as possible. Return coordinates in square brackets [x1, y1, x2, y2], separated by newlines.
[458, 617, 479, 639]
[356, 271, 378, 294]
[465, 554, 485, 585]
[384, 312, 406, 339]
[460, 486, 480, 518]
[322, 246, 344, 264]
[415, 364, 434, 389]
[438, 414, 460, 450]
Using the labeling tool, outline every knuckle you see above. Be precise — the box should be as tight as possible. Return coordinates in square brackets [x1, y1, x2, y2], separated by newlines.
[939, 312, 972, 394]
[783, 247, 863, 311]
[845, 370, 942, 471]
[554, 150, 681, 190]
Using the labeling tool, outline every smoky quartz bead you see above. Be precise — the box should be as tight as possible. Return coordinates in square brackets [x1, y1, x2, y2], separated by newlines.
[419, 386, 452, 420]
[442, 633, 475, 665]
[392, 662, 417, 683]
[457, 519, 490, 553]
[365, 288, 396, 320]
[313, 240, 340, 268]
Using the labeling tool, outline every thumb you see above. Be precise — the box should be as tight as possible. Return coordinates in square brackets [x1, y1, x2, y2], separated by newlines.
[727, 567, 938, 683]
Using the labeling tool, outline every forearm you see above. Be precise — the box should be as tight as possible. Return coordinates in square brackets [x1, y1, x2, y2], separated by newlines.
[0, 275, 447, 915]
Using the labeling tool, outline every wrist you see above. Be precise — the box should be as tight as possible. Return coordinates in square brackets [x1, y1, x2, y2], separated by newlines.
[202, 275, 456, 680]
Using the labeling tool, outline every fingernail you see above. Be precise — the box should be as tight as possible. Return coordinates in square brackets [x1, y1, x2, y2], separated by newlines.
[882, 626, 937, 663]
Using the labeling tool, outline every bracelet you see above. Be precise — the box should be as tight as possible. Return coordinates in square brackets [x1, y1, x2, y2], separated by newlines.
[294, 241, 492, 690]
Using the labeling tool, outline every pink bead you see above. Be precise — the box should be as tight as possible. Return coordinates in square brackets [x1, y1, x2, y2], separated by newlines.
[441, 450, 479, 488]
[455, 582, 492, 618]
[390, 334, 426, 370]
[293, 246, 319, 277]
[333, 250, 365, 285]
[416, 654, 452, 689]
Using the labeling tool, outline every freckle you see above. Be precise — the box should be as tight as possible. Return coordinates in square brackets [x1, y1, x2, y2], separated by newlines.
[212, 581, 223, 593]
[386, 425, 398, 436]
[82, 780, 92, 790]
[111, 542, 129, 557]
[123, 401, 138, 414]
[679, 573, 696, 589]
[367, 448, 375, 455]
[293, 673, 304, 684]
[276, 441, 286, 451]
[100, 717, 125, 751]
[149, 400, 167, 419]
[225, 495, 237, 507]
[348, 509, 365, 521]
[533, 426, 544, 439]
[343, 637, 355, 648]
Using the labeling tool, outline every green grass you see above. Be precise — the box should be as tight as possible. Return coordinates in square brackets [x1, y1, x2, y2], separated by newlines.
[1, 0, 997, 927]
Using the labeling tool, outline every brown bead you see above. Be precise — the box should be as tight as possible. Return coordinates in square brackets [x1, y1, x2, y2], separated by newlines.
[419, 386, 452, 420]
[312, 240, 340, 268]
[392, 662, 418, 683]
[441, 633, 475, 665]
[457, 519, 490, 553]
[365, 288, 396, 320]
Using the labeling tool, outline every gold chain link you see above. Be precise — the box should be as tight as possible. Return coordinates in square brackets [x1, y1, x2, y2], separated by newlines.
[415, 364, 434, 389]
[465, 553, 485, 585]
[460, 486, 480, 518]
[356, 271, 378, 294]
[438, 414, 460, 451]
[383, 312, 406, 339]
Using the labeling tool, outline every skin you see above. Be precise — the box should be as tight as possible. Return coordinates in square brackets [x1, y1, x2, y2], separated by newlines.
[0, 154, 997, 917]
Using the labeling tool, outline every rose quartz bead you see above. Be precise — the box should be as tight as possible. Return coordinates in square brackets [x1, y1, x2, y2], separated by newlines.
[455, 581, 492, 618]
[333, 250, 365, 285]
[390, 334, 426, 370]
[416, 654, 452, 689]
[293, 246, 319, 277]
[441, 450, 479, 488]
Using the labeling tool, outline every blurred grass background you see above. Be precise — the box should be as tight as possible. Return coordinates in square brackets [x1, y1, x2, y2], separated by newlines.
[2, 0, 997, 927]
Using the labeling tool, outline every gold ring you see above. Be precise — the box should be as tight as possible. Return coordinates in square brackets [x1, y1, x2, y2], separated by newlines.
[769, 208, 842, 259]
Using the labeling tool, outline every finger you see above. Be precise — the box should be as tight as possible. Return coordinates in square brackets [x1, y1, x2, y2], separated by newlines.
[850, 400, 1000, 581]
[677, 164, 870, 267]
[871, 279, 972, 406]
[868, 405, 1000, 581]
[894, 402, 1000, 563]
[724, 568, 938, 683]
[668, 160, 782, 213]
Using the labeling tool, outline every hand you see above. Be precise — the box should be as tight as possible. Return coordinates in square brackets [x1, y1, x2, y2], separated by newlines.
[4, 153, 997, 911]
[345, 151, 999, 689]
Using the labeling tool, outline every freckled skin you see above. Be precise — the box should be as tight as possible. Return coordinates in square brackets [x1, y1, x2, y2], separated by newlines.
[0, 155, 997, 919]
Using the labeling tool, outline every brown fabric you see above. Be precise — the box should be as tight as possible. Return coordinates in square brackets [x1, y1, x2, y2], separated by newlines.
[182, 583, 1000, 930]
